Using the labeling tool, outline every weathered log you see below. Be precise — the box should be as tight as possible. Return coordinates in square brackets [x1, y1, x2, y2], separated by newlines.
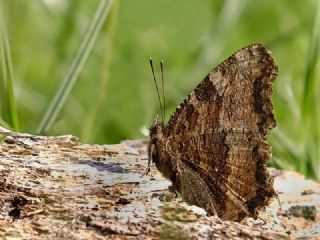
[0, 127, 318, 239]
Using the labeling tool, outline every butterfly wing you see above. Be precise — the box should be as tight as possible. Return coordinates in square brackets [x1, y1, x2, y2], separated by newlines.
[162, 44, 277, 220]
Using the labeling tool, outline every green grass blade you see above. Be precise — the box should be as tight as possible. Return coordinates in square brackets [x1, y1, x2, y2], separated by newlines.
[0, 7, 20, 130]
[302, 1, 320, 115]
[301, 1, 320, 179]
[81, 0, 120, 142]
[37, 0, 113, 134]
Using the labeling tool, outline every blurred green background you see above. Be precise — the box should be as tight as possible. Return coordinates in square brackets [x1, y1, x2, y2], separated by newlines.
[0, 0, 319, 179]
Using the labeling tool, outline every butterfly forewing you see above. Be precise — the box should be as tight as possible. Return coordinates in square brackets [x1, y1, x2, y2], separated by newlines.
[149, 44, 278, 221]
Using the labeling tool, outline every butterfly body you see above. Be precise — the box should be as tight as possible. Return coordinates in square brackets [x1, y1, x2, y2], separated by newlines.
[149, 44, 278, 221]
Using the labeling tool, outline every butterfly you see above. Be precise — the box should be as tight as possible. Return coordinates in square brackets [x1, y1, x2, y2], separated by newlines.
[147, 44, 278, 221]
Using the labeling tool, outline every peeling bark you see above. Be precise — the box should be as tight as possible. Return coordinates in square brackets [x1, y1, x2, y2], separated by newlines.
[0, 127, 318, 239]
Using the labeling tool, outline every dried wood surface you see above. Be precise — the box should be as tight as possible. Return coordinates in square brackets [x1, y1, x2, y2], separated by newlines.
[0, 127, 319, 239]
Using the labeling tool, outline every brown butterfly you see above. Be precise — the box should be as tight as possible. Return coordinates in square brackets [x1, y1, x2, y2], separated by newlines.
[147, 44, 278, 221]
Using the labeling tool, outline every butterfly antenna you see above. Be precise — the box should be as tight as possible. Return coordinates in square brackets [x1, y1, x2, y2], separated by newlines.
[149, 58, 164, 122]
[160, 60, 166, 122]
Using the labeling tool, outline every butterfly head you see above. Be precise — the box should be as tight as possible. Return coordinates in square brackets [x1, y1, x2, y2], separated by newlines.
[147, 118, 175, 179]
[148, 118, 164, 163]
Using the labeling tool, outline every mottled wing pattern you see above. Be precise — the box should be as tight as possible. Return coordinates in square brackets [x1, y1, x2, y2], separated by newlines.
[162, 44, 277, 221]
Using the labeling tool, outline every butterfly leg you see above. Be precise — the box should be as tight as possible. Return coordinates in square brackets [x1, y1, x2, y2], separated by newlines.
[143, 143, 155, 176]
